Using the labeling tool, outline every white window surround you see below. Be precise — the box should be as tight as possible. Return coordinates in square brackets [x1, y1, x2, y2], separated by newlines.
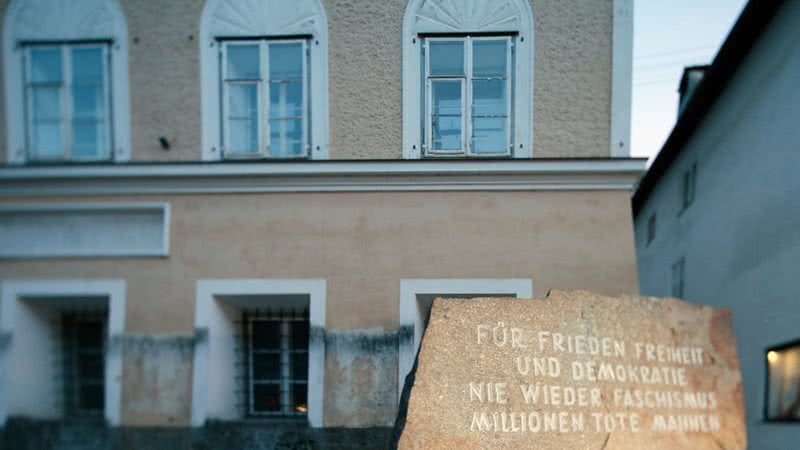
[398, 278, 533, 396]
[200, 0, 329, 161]
[192, 279, 326, 428]
[402, 0, 534, 159]
[0, 279, 125, 426]
[2, 0, 131, 164]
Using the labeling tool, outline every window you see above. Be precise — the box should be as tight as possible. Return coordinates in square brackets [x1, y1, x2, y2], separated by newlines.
[766, 340, 800, 422]
[647, 213, 657, 245]
[401, 0, 533, 159]
[61, 312, 106, 418]
[680, 162, 697, 212]
[4, 0, 130, 164]
[671, 257, 685, 298]
[23, 44, 111, 162]
[221, 40, 308, 159]
[422, 37, 512, 157]
[200, 0, 329, 161]
[242, 308, 309, 417]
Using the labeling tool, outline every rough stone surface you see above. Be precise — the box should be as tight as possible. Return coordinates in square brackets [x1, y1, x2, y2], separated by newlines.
[397, 290, 747, 449]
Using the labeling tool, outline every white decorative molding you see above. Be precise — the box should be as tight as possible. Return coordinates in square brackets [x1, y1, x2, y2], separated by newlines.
[0, 279, 126, 426]
[200, 0, 329, 161]
[415, 0, 521, 33]
[0, 203, 170, 258]
[2, 0, 131, 164]
[0, 159, 647, 196]
[402, 0, 534, 159]
[610, 0, 633, 157]
[192, 279, 326, 427]
[398, 279, 533, 396]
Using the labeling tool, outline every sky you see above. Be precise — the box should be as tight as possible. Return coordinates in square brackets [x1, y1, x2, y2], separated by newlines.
[632, 0, 748, 162]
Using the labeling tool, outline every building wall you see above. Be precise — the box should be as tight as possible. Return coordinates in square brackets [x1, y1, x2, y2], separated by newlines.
[635, 2, 800, 448]
[1, 189, 639, 427]
[0, 0, 614, 162]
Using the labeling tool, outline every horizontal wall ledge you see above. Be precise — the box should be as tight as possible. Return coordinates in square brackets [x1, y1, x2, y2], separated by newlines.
[0, 159, 646, 197]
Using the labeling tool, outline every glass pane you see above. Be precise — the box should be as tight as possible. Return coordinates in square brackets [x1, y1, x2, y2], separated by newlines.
[72, 47, 104, 83]
[269, 82, 303, 118]
[431, 80, 462, 151]
[291, 384, 308, 414]
[269, 118, 303, 157]
[30, 48, 62, 83]
[78, 353, 104, 379]
[473, 40, 507, 77]
[228, 83, 258, 117]
[72, 86, 102, 119]
[291, 353, 308, 380]
[472, 117, 507, 154]
[227, 83, 258, 153]
[31, 123, 61, 158]
[253, 383, 281, 413]
[72, 122, 102, 158]
[251, 321, 281, 349]
[226, 44, 260, 79]
[472, 79, 506, 117]
[429, 41, 464, 76]
[432, 116, 462, 151]
[253, 354, 281, 380]
[78, 384, 104, 411]
[767, 345, 800, 420]
[431, 80, 462, 116]
[269, 43, 303, 80]
[290, 320, 309, 349]
[32, 87, 61, 120]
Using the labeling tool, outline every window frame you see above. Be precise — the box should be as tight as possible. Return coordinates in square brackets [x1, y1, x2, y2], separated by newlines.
[22, 42, 113, 163]
[220, 38, 310, 160]
[679, 162, 697, 213]
[646, 213, 657, 245]
[422, 35, 513, 158]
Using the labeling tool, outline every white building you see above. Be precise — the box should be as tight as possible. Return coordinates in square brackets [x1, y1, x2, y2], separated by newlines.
[633, 1, 800, 448]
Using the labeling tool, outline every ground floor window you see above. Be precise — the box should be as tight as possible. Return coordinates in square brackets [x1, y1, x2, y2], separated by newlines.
[61, 312, 106, 418]
[766, 340, 800, 421]
[242, 308, 309, 417]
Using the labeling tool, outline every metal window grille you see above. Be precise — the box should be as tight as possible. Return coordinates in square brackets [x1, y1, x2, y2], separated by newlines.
[239, 307, 309, 418]
[60, 311, 106, 418]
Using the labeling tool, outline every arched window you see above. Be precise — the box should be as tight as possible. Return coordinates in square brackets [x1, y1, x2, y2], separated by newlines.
[402, 0, 534, 159]
[200, 0, 329, 161]
[2, 0, 130, 164]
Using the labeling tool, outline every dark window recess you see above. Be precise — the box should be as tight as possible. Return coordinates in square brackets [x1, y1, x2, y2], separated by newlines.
[239, 307, 309, 418]
[647, 213, 657, 245]
[680, 162, 697, 212]
[765, 340, 800, 422]
[61, 312, 106, 418]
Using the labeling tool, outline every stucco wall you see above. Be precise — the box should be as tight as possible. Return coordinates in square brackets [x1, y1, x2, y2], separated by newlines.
[1, 189, 638, 426]
[635, 2, 800, 448]
[0, 0, 614, 162]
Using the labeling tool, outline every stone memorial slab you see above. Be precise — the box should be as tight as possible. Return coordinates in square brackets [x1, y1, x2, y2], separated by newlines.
[396, 290, 746, 449]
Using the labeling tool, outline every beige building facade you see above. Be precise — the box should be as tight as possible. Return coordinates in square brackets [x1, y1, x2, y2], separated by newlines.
[0, 0, 641, 447]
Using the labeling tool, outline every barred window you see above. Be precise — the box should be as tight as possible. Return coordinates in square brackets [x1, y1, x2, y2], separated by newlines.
[241, 308, 309, 417]
[61, 312, 106, 418]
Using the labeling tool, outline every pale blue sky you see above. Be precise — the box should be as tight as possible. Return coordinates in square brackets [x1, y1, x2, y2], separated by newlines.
[632, 0, 748, 161]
